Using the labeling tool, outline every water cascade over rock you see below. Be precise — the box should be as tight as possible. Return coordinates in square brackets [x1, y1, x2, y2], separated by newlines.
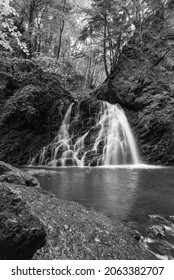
[30, 102, 140, 166]
[94, 102, 140, 165]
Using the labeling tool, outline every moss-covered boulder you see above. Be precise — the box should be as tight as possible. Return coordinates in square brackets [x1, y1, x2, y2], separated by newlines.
[0, 55, 74, 165]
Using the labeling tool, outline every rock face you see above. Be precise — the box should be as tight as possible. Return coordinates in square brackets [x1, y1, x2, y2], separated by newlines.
[91, 7, 174, 165]
[0, 55, 74, 165]
[0, 162, 46, 259]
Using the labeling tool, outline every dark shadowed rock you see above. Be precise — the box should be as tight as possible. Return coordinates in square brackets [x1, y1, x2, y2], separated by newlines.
[0, 59, 74, 165]
[0, 161, 46, 259]
[0, 183, 46, 259]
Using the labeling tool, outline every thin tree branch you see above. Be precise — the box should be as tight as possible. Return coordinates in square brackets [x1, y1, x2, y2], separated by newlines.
[153, 48, 171, 67]
[13, 0, 29, 20]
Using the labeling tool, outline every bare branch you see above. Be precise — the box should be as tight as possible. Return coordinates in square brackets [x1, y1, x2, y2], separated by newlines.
[13, 0, 29, 20]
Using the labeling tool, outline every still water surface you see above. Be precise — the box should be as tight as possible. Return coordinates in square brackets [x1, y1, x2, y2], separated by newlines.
[27, 166, 174, 259]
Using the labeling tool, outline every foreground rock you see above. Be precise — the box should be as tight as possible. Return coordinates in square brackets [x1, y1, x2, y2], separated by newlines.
[10, 183, 155, 260]
[0, 162, 46, 259]
[0, 162, 155, 259]
[0, 161, 39, 187]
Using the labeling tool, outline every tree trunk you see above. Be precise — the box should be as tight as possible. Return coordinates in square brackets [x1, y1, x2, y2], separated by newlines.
[103, 11, 109, 78]
[28, 0, 35, 57]
[57, 0, 66, 60]
[107, 26, 114, 70]
[38, 32, 41, 53]
[133, 0, 143, 45]
[57, 20, 65, 60]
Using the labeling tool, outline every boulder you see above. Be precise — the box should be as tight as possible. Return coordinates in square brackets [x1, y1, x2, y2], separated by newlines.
[0, 161, 39, 187]
[0, 161, 156, 260]
[0, 161, 46, 259]
[0, 183, 46, 260]
[0, 57, 74, 165]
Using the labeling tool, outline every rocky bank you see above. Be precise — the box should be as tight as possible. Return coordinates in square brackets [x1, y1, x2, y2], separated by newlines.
[0, 161, 155, 260]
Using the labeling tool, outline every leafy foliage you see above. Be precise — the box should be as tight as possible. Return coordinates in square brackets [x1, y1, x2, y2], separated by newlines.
[0, 0, 28, 54]
[1, 0, 174, 97]
[78, 0, 173, 77]
[11, 0, 74, 57]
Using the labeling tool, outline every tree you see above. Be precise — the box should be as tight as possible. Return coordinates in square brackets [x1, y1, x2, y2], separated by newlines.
[12, 0, 73, 58]
[78, 0, 173, 78]
[79, 0, 133, 77]
[0, 0, 28, 53]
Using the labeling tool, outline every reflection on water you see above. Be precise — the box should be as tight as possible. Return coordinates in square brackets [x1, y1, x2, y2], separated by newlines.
[27, 166, 174, 259]
[33, 167, 140, 219]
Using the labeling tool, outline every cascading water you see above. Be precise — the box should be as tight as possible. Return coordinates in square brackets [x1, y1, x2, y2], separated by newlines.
[30, 103, 88, 167]
[30, 101, 140, 166]
[94, 102, 140, 165]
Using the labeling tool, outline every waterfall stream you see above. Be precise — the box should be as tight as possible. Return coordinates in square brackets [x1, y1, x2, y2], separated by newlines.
[94, 102, 139, 165]
[30, 102, 140, 166]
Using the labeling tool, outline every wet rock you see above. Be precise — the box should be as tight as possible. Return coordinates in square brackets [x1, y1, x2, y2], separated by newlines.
[0, 183, 46, 259]
[147, 225, 166, 239]
[133, 230, 143, 241]
[0, 161, 46, 259]
[0, 161, 155, 260]
[0, 161, 39, 188]
[23, 187, 155, 260]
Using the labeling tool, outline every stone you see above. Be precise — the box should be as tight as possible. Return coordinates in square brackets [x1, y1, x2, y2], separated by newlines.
[0, 183, 46, 259]
[0, 161, 39, 188]
[0, 161, 46, 259]
[0, 63, 74, 165]
[0, 161, 155, 260]
[147, 225, 166, 239]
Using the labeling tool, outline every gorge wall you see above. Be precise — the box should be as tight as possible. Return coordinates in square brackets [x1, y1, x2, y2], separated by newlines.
[91, 6, 174, 165]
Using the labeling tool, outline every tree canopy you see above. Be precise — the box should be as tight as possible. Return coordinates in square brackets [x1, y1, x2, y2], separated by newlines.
[0, 0, 28, 53]
[1, 0, 174, 92]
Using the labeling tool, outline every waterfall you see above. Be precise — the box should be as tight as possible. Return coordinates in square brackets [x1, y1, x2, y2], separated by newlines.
[30, 101, 140, 166]
[30, 103, 88, 167]
[93, 102, 140, 165]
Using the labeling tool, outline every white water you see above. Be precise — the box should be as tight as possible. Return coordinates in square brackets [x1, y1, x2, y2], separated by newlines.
[30, 102, 141, 166]
[93, 102, 140, 165]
